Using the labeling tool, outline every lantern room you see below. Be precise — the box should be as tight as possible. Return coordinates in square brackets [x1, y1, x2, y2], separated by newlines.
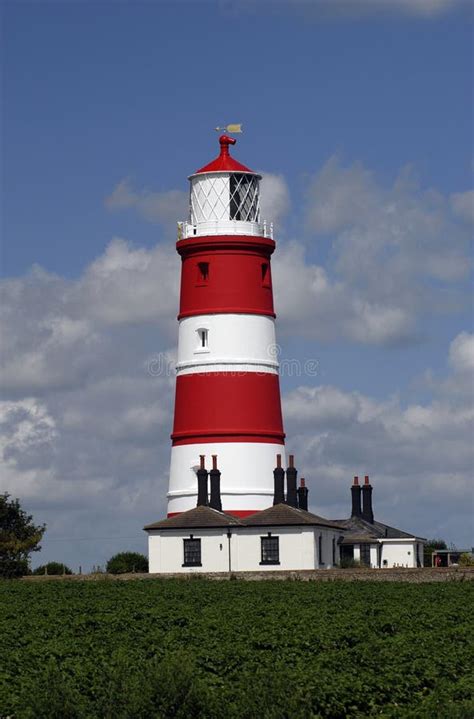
[178, 135, 273, 239]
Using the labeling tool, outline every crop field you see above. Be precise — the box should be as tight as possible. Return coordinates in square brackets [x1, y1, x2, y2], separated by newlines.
[1, 579, 473, 719]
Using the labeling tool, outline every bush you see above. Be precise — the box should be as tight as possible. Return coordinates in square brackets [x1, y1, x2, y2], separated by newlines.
[340, 558, 362, 569]
[33, 562, 73, 576]
[458, 553, 474, 567]
[106, 552, 148, 574]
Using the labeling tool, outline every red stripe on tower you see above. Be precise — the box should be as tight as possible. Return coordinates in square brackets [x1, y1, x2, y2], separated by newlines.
[167, 135, 286, 516]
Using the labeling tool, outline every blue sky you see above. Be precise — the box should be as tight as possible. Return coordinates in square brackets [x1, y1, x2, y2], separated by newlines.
[1, 0, 473, 569]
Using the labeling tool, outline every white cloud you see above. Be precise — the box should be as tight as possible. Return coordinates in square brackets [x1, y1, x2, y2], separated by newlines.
[271, 157, 471, 345]
[105, 178, 188, 226]
[1, 149, 473, 569]
[0, 238, 180, 396]
[0, 237, 181, 569]
[0, 226, 472, 567]
[449, 331, 474, 374]
[259, 172, 291, 227]
[450, 189, 474, 224]
[76, 238, 179, 327]
[273, 240, 417, 344]
[224, 0, 462, 19]
[283, 332, 474, 545]
[106, 172, 291, 230]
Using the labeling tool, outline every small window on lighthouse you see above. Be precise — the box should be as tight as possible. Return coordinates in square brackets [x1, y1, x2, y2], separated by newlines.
[196, 262, 209, 285]
[197, 329, 208, 349]
[261, 263, 271, 288]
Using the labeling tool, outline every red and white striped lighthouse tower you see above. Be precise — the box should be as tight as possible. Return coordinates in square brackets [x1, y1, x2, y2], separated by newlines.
[167, 134, 286, 517]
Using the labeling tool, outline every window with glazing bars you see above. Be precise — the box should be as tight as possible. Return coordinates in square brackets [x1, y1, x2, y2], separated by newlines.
[260, 536, 279, 565]
[360, 543, 371, 567]
[183, 538, 201, 566]
[229, 174, 259, 221]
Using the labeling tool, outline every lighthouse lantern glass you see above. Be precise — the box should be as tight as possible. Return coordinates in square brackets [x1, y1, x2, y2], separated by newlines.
[189, 173, 260, 224]
[229, 174, 260, 222]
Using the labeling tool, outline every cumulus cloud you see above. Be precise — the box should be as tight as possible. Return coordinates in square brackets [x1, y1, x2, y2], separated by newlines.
[273, 240, 417, 344]
[0, 238, 180, 397]
[450, 189, 474, 224]
[1, 154, 472, 568]
[224, 0, 463, 20]
[283, 332, 474, 546]
[449, 331, 474, 374]
[106, 172, 291, 230]
[259, 172, 291, 227]
[271, 157, 472, 345]
[105, 178, 188, 226]
[291, 0, 461, 19]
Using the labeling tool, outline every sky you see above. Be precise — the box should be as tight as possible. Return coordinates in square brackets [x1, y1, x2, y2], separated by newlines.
[1, 0, 473, 571]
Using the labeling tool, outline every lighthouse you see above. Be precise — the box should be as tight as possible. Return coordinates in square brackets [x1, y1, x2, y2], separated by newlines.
[166, 134, 286, 517]
[144, 136, 426, 574]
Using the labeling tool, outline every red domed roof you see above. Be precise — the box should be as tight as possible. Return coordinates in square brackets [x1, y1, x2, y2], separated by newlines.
[191, 135, 258, 176]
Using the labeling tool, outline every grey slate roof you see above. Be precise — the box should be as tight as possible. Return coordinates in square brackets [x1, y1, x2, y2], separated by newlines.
[334, 515, 425, 543]
[241, 503, 346, 530]
[144, 505, 243, 531]
[144, 503, 345, 532]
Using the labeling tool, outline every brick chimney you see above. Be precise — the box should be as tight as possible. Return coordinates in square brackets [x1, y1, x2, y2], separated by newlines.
[286, 455, 298, 508]
[351, 476, 362, 518]
[273, 454, 285, 505]
[297, 478, 308, 511]
[361, 475, 374, 523]
[209, 455, 222, 511]
[196, 455, 208, 507]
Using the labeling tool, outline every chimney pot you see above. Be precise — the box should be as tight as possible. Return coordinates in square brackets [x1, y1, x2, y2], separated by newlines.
[353, 475, 359, 485]
[212, 454, 218, 470]
[365, 475, 370, 485]
[276, 453, 282, 469]
[199, 455, 205, 470]
[289, 454, 294, 469]
[300, 478, 305, 487]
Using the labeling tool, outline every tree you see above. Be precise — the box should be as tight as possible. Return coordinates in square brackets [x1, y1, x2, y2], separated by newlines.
[0, 493, 46, 578]
[33, 562, 73, 576]
[106, 551, 148, 574]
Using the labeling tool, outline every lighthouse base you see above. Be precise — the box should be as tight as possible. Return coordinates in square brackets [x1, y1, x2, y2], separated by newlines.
[166, 442, 286, 516]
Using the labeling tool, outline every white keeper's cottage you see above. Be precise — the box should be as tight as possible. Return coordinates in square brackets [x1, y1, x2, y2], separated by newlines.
[144, 460, 425, 573]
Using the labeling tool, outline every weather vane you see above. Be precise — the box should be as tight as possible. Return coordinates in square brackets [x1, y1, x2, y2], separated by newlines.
[214, 123, 243, 134]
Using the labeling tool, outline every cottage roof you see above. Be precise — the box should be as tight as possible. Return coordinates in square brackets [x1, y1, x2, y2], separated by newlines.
[335, 516, 425, 544]
[144, 503, 346, 532]
[241, 503, 346, 530]
[144, 505, 243, 531]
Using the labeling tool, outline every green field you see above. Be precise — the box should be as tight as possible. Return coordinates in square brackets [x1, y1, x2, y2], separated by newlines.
[1, 579, 473, 718]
